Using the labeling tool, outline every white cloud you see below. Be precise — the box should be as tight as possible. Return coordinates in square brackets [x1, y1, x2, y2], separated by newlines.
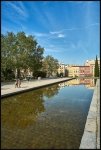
[8, 2, 28, 18]
[50, 23, 99, 35]
[58, 34, 65, 38]
[48, 32, 65, 39]
[30, 4, 50, 31]
[50, 28, 77, 35]
[34, 32, 48, 37]
[50, 31, 61, 34]
[45, 48, 61, 53]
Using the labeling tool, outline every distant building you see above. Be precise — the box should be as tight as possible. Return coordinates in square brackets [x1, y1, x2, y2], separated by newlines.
[84, 59, 100, 76]
[58, 63, 66, 76]
[72, 66, 80, 77]
[67, 66, 79, 77]
[57, 58, 100, 77]
[79, 66, 91, 77]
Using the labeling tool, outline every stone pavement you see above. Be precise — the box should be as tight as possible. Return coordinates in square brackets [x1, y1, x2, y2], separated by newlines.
[79, 79, 100, 149]
[97, 79, 100, 149]
[1, 77, 73, 98]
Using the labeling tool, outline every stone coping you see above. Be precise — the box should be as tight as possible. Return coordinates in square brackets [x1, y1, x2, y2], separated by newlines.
[1, 77, 75, 98]
[79, 79, 100, 149]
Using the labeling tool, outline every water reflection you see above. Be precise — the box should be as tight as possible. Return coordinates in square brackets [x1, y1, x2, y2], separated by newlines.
[1, 84, 60, 129]
[1, 79, 94, 149]
[43, 84, 60, 98]
[59, 78, 95, 89]
[1, 91, 45, 129]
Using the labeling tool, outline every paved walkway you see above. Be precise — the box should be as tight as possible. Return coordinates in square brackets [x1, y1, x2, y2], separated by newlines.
[79, 79, 100, 149]
[1, 77, 73, 98]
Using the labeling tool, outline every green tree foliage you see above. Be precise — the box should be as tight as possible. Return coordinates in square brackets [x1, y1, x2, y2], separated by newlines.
[60, 72, 64, 77]
[1, 32, 44, 80]
[94, 55, 99, 77]
[2, 69, 15, 81]
[1, 33, 15, 71]
[42, 55, 59, 77]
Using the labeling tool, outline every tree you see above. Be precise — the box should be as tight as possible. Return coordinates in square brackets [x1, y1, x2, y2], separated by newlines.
[1, 32, 44, 80]
[1, 33, 16, 71]
[94, 55, 99, 77]
[60, 72, 63, 77]
[42, 55, 59, 77]
[1, 33, 17, 80]
[2, 69, 15, 81]
[29, 45, 44, 74]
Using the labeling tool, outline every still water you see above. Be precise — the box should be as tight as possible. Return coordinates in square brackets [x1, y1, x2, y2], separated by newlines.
[1, 78, 95, 149]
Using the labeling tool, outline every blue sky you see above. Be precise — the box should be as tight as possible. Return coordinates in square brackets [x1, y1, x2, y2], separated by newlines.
[1, 1, 100, 65]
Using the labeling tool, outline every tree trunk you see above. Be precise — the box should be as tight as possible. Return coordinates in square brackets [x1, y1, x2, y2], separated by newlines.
[16, 68, 21, 79]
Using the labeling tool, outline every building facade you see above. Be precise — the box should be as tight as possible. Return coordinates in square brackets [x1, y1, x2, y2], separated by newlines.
[84, 59, 100, 76]
[79, 66, 91, 77]
[58, 63, 66, 76]
[58, 58, 100, 77]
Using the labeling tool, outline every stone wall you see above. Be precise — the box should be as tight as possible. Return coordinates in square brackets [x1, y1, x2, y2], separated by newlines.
[79, 79, 100, 149]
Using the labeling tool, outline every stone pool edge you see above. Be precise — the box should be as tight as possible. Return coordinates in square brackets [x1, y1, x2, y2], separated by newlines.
[79, 79, 100, 149]
[1, 78, 75, 99]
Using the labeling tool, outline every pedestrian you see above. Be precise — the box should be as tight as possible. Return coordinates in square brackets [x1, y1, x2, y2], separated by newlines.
[15, 79, 18, 88]
[18, 78, 21, 88]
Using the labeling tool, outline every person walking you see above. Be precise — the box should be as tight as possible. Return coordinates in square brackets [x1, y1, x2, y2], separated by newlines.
[18, 78, 21, 88]
[15, 79, 18, 88]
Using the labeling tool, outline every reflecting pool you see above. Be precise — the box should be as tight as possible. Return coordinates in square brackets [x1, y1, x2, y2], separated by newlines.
[1, 78, 95, 149]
